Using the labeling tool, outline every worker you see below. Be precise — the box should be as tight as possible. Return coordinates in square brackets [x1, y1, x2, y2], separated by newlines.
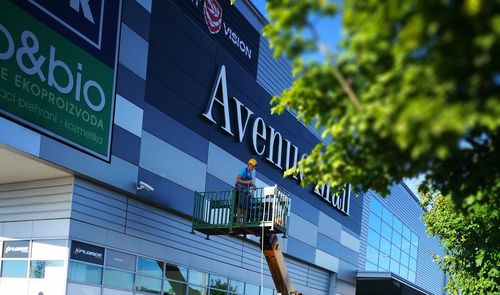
[234, 158, 257, 223]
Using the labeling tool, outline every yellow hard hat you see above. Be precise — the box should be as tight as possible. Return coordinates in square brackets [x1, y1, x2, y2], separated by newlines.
[248, 158, 257, 166]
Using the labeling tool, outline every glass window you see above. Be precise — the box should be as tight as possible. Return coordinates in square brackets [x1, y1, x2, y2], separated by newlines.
[408, 270, 416, 283]
[365, 262, 377, 271]
[229, 279, 244, 293]
[30, 260, 64, 279]
[400, 265, 409, 279]
[368, 213, 382, 232]
[401, 238, 411, 254]
[390, 244, 400, 261]
[136, 275, 162, 294]
[189, 269, 208, 286]
[392, 217, 402, 234]
[209, 290, 226, 295]
[409, 258, 417, 272]
[188, 285, 207, 295]
[1, 260, 28, 278]
[411, 232, 419, 247]
[366, 245, 379, 265]
[106, 249, 136, 272]
[392, 231, 402, 248]
[68, 261, 102, 285]
[263, 288, 274, 295]
[367, 229, 380, 248]
[31, 240, 66, 260]
[209, 274, 228, 291]
[390, 259, 399, 274]
[401, 252, 409, 267]
[379, 253, 390, 271]
[103, 268, 134, 290]
[381, 222, 392, 240]
[382, 207, 393, 225]
[402, 225, 411, 240]
[380, 238, 391, 255]
[244, 283, 259, 295]
[138, 257, 164, 277]
[164, 280, 187, 295]
[166, 263, 188, 282]
[370, 198, 383, 217]
[410, 245, 418, 259]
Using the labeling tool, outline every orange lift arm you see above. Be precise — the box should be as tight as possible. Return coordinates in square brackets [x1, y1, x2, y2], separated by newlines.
[261, 233, 302, 295]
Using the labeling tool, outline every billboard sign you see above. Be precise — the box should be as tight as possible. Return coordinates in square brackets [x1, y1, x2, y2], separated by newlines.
[0, 0, 121, 160]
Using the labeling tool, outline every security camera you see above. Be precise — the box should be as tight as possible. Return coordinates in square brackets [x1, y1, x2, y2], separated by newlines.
[137, 181, 154, 192]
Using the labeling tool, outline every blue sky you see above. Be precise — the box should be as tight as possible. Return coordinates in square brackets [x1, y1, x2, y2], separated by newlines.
[252, 0, 343, 56]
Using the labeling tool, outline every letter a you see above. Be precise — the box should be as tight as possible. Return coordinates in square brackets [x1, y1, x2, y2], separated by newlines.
[202, 65, 234, 136]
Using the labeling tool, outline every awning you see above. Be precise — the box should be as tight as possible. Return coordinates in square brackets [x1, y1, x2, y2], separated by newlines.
[356, 271, 433, 295]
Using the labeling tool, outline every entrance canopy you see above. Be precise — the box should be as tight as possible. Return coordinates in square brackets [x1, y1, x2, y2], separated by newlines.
[356, 271, 432, 295]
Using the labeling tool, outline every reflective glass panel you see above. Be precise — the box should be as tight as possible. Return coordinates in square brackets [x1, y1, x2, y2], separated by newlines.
[30, 260, 64, 279]
[366, 245, 379, 265]
[245, 283, 259, 295]
[392, 231, 402, 248]
[209, 290, 226, 295]
[188, 285, 207, 295]
[138, 257, 164, 277]
[365, 262, 377, 271]
[263, 288, 274, 295]
[411, 232, 419, 247]
[402, 225, 411, 240]
[390, 259, 399, 274]
[400, 265, 409, 279]
[136, 275, 162, 294]
[370, 198, 383, 217]
[189, 269, 208, 286]
[166, 263, 188, 282]
[367, 229, 380, 248]
[392, 217, 402, 233]
[368, 213, 382, 232]
[391, 244, 400, 261]
[401, 252, 409, 267]
[401, 238, 411, 254]
[1, 260, 28, 278]
[68, 261, 102, 285]
[381, 222, 392, 240]
[410, 245, 418, 259]
[409, 258, 417, 272]
[408, 270, 416, 283]
[382, 207, 393, 225]
[379, 253, 390, 271]
[103, 268, 134, 290]
[380, 238, 391, 255]
[164, 280, 187, 295]
[105, 249, 136, 272]
[209, 274, 228, 290]
[229, 279, 244, 293]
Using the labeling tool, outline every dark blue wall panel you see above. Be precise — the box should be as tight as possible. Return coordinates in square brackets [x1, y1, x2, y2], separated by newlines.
[116, 64, 146, 107]
[138, 168, 194, 216]
[111, 125, 141, 166]
[142, 103, 209, 163]
[122, 0, 151, 41]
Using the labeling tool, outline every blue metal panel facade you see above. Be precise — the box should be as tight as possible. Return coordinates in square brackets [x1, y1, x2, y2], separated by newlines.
[0, 0, 447, 294]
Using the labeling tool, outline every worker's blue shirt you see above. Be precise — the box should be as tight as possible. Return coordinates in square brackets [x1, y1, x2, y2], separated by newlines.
[235, 167, 253, 189]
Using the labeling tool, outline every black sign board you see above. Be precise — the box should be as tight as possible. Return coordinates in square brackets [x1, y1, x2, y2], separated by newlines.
[70, 240, 105, 265]
[2, 240, 30, 258]
[167, 0, 260, 78]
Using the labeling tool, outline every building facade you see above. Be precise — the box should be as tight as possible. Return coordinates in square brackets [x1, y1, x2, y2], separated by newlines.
[0, 0, 445, 294]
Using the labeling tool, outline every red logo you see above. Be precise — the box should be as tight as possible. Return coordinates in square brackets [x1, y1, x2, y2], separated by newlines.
[203, 0, 222, 34]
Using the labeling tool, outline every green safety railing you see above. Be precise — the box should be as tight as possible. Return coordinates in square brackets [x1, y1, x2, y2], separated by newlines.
[192, 186, 290, 236]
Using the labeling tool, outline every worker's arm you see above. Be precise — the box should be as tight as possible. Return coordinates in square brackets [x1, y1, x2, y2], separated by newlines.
[236, 175, 254, 187]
